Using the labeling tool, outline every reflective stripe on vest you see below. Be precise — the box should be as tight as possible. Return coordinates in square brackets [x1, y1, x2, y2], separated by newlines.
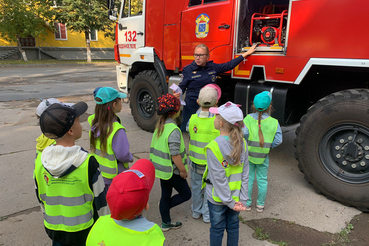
[188, 115, 219, 165]
[243, 115, 278, 164]
[34, 154, 94, 231]
[88, 114, 128, 179]
[150, 123, 187, 180]
[201, 140, 247, 202]
[86, 215, 165, 246]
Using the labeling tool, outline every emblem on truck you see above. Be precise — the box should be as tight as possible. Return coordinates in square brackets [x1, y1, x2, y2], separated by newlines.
[195, 13, 210, 39]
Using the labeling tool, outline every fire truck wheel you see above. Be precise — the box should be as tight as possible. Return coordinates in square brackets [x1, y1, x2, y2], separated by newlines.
[295, 89, 369, 212]
[130, 70, 164, 132]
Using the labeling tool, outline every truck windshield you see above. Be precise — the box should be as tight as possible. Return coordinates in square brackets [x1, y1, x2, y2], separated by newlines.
[122, 0, 143, 18]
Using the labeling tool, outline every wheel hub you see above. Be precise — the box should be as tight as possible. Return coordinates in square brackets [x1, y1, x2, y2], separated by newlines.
[320, 124, 369, 184]
[137, 89, 154, 118]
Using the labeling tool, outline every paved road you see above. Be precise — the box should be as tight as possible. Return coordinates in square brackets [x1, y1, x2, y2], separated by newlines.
[0, 64, 117, 101]
[0, 65, 362, 245]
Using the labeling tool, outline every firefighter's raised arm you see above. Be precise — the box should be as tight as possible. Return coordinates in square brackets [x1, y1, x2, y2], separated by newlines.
[242, 44, 257, 58]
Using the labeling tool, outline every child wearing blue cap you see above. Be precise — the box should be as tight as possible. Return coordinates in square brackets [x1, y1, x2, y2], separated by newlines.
[243, 91, 283, 212]
[88, 87, 133, 190]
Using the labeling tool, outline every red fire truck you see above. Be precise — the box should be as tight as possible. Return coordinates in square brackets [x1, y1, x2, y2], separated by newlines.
[108, 0, 369, 211]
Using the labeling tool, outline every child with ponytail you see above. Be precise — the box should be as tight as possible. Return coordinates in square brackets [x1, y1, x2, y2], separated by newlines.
[89, 87, 133, 190]
[150, 93, 191, 232]
[202, 101, 249, 246]
[243, 91, 282, 212]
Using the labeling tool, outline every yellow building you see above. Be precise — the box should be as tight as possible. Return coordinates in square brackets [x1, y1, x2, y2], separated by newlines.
[0, 22, 115, 60]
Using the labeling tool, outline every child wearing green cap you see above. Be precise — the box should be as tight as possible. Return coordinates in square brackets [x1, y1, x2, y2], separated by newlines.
[88, 87, 133, 190]
[243, 91, 283, 212]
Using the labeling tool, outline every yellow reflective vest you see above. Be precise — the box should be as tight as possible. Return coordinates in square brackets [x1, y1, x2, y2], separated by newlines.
[150, 123, 187, 180]
[88, 114, 128, 179]
[202, 139, 247, 202]
[188, 114, 219, 165]
[34, 154, 94, 232]
[86, 215, 165, 246]
[243, 115, 278, 164]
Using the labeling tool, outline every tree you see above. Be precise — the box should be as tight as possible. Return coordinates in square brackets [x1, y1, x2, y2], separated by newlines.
[55, 0, 114, 62]
[0, 0, 55, 62]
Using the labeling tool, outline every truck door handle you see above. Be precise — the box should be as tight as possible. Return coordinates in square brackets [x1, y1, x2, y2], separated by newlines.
[137, 31, 144, 35]
[218, 24, 230, 29]
[118, 23, 127, 30]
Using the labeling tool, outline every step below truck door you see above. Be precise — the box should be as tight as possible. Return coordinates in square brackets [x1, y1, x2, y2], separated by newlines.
[180, 0, 235, 68]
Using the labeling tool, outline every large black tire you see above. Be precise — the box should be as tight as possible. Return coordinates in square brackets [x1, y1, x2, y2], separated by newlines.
[295, 89, 369, 212]
[130, 70, 164, 132]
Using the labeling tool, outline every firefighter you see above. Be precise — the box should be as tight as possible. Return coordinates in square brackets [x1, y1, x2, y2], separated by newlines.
[175, 43, 256, 132]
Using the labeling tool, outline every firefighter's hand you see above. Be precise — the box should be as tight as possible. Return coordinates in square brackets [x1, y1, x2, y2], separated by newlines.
[173, 91, 181, 99]
[179, 170, 188, 179]
[242, 44, 257, 58]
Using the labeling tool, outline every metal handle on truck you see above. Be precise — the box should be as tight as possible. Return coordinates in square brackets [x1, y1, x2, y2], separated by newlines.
[218, 24, 230, 29]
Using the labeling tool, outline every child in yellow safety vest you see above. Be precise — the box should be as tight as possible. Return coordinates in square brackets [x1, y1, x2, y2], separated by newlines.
[35, 98, 74, 156]
[89, 87, 133, 190]
[243, 91, 282, 213]
[149, 93, 191, 231]
[34, 102, 109, 246]
[202, 101, 249, 246]
[86, 159, 166, 246]
[186, 84, 220, 223]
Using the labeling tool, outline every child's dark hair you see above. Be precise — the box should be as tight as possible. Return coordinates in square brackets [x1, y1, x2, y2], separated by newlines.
[251, 104, 272, 148]
[90, 97, 120, 155]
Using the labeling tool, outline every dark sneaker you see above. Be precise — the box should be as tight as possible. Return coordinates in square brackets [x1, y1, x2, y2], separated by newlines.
[161, 221, 182, 231]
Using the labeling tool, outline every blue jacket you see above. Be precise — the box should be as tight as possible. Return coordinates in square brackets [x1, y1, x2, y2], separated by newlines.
[179, 56, 244, 101]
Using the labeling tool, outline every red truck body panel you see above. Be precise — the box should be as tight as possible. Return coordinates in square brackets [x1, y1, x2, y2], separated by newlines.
[141, 0, 369, 83]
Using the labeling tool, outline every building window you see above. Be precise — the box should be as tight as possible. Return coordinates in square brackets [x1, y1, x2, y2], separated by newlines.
[90, 30, 98, 41]
[54, 22, 67, 40]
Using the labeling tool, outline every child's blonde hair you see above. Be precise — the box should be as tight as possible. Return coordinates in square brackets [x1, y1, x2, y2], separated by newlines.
[90, 97, 120, 155]
[219, 115, 244, 165]
[251, 104, 272, 148]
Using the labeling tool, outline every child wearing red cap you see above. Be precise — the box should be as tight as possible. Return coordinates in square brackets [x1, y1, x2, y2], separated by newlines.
[88, 87, 133, 190]
[150, 93, 191, 231]
[86, 159, 165, 245]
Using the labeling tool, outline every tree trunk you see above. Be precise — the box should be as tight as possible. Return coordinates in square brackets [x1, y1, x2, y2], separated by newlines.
[85, 31, 92, 63]
[17, 34, 28, 62]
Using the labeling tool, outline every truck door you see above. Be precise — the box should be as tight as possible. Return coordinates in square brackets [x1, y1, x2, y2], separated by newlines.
[181, 0, 235, 66]
[117, 0, 145, 64]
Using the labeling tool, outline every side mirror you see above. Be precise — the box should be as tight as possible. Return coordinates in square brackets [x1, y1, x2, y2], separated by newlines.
[108, 9, 117, 21]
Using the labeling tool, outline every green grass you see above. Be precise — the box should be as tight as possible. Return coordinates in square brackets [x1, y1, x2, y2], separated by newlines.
[271, 240, 290, 246]
[254, 227, 269, 240]
[322, 223, 354, 246]
[0, 59, 116, 65]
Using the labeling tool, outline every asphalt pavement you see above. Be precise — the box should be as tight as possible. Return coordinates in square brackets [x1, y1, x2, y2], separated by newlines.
[0, 94, 361, 246]
[0, 62, 362, 246]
